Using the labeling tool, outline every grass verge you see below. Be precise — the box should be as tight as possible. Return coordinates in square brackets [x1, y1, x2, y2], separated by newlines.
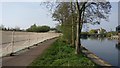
[30, 37, 97, 67]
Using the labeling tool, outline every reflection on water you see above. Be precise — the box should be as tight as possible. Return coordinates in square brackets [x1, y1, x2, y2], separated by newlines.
[116, 43, 120, 51]
[81, 38, 119, 67]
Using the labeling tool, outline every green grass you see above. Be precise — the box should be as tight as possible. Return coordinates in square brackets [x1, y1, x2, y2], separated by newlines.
[30, 38, 97, 67]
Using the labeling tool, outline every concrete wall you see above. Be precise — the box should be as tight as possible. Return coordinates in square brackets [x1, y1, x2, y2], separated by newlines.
[0, 31, 60, 57]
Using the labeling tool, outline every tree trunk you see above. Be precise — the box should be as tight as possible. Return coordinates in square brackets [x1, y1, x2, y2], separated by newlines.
[75, 21, 81, 54]
[75, 1, 81, 54]
[72, 19, 75, 47]
[71, 2, 75, 47]
[75, 1, 87, 54]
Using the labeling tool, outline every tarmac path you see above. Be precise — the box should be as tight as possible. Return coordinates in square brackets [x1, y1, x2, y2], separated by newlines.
[2, 38, 57, 68]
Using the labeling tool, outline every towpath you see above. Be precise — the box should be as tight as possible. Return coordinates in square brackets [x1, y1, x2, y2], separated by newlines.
[2, 38, 57, 68]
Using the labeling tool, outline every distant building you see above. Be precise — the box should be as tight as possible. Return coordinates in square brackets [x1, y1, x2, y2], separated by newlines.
[95, 28, 106, 34]
[116, 25, 120, 32]
[97, 28, 102, 34]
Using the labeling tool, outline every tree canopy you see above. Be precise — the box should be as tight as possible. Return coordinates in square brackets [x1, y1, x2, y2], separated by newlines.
[43, 0, 112, 54]
[26, 24, 50, 32]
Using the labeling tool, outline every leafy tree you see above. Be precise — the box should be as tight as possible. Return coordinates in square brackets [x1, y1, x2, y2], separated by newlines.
[26, 24, 50, 32]
[52, 2, 77, 47]
[106, 31, 118, 37]
[89, 29, 97, 34]
[100, 29, 106, 34]
[43, 0, 111, 54]
[39, 26, 50, 32]
[26, 24, 37, 32]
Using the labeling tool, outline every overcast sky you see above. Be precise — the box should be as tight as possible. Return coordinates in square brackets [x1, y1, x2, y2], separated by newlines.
[0, 2, 119, 31]
[1, 2, 58, 29]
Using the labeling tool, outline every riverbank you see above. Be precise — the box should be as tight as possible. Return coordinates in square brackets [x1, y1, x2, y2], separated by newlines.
[30, 38, 96, 67]
[81, 38, 119, 67]
[107, 35, 119, 40]
[81, 46, 112, 66]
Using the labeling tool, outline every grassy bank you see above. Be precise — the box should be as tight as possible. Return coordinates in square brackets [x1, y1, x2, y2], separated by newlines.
[30, 38, 97, 67]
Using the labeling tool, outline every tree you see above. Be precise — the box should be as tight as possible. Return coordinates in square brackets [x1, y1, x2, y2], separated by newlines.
[89, 29, 97, 34]
[100, 29, 106, 34]
[26, 24, 50, 32]
[52, 3, 73, 44]
[71, 2, 76, 47]
[52, 2, 78, 46]
[39, 26, 50, 32]
[43, 0, 111, 54]
[26, 24, 37, 32]
[75, 1, 111, 54]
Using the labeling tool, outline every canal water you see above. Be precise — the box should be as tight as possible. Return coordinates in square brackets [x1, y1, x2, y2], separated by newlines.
[81, 38, 120, 67]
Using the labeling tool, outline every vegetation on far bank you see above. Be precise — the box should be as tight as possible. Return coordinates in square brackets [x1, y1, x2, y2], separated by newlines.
[30, 37, 97, 67]
[80, 31, 118, 38]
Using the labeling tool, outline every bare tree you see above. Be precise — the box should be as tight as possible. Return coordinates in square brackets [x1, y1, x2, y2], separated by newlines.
[75, 0, 111, 54]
